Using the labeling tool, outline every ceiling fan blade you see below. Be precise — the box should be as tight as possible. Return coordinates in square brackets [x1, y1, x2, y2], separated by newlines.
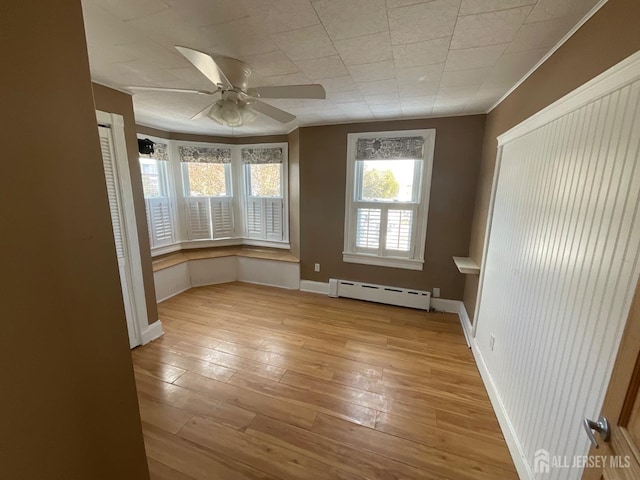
[190, 98, 220, 120]
[250, 84, 326, 99]
[175, 46, 233, 89]
[251, 101, 296, 124]
[128, 85, 218, 95]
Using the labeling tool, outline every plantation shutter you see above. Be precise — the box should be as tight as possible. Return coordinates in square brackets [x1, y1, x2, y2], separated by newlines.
[385, 208, 413, 254]
[265, 198, 283, 241]
[186, 197, 211, 240]
[145, 201, 152, 245]
[355, 208, 381, 250]
[99, 127, 125, 259]
[246, 198, 264, 238]
[139, 140, 175, 249]
[242, 146, 285, 241]
[210, 197, 233, 239]
[147, 197, 173, 247]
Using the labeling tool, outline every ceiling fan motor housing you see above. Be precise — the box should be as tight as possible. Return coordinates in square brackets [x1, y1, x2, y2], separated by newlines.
[215, 56, 252, 92]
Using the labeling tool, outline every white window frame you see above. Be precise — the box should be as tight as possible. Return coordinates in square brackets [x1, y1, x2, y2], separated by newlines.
[137, 133, 177, 250]
[140, 139, 290, 256]
[343, 129, 435, 270]
[174, 140, 235, 242]
[240, 142, 289, 245]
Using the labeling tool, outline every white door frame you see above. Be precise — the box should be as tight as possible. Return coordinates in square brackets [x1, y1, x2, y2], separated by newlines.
[97, 110, 149, 347]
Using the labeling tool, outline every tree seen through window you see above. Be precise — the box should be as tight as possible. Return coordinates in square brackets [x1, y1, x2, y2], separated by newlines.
[362, 167, 400, 200]
[186, 163, 226, 196]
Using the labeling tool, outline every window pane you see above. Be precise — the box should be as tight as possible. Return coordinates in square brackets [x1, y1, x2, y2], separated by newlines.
[250, 164, 282, 197]
[386, 209, 413, 252]
[356, 208, 381, 249]
[140, 158, 162, 198]
[185, 162, 227, 196]
[358, 159, 417, 202]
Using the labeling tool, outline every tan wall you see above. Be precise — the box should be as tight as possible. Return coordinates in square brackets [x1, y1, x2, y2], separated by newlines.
[0, 2, 149, 479]
[288, 128, 301, 258]
[300, 116, 485, 300]
[93, 84, 159, 326]
[464, 0, 640, 319]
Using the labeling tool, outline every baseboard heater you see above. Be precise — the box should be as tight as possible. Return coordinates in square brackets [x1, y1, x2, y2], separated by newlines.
[328, 278, 431, 310]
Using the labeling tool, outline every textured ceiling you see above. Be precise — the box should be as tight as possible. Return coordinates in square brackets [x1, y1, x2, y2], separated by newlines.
[82, 0, 600, 136]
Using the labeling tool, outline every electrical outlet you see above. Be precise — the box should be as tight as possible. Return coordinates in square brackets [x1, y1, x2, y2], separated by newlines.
[432, 287, 440, 298]
[490, 334, 496, 351]
[314, 263, 320, 272]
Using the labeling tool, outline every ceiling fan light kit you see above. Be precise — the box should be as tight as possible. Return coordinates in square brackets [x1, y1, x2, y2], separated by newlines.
[208, 98, 256, 128]
[128, 46, 327, 129]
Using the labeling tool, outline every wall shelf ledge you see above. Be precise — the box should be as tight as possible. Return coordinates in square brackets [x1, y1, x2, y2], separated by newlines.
[453, 256, 480, 275]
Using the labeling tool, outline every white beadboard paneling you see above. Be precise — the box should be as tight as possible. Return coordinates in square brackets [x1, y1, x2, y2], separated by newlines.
[153, 257, 301, 301]
[237, 257, 300, 289]
[475, 54, 640, 480]
[154, 262, 190, 302]
[189, 256, 237, 287]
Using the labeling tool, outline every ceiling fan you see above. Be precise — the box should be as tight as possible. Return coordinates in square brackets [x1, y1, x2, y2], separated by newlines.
[128, 46, 326, 128]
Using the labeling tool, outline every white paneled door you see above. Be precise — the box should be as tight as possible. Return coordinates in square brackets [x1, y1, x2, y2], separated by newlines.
[474, 52, 640, 479]
[97, 113, 148, 349]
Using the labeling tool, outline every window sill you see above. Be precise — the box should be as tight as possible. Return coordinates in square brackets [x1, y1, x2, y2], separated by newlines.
[151, 238, 290, 258]
[342, 252, 424, 271]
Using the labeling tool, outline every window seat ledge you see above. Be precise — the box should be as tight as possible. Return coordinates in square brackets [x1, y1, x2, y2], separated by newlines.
[152, 246, 299, 272]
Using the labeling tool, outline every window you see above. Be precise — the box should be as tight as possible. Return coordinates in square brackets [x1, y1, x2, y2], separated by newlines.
[242, 146, 287, 242]
[138, 139, 289, 254]
[179, 144, 234, 241]
[139, 141, 174, 248]
[343, 130, 435, 270]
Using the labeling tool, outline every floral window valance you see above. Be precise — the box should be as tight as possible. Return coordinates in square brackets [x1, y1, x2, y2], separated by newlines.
[178, 145, 231, 164]
[140, 142, 169, 161]
[241, 147, 283, 164]
[356, 136, 424, 160]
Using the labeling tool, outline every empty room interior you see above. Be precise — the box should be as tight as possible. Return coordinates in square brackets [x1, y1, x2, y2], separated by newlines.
[5, 0, 640, 479]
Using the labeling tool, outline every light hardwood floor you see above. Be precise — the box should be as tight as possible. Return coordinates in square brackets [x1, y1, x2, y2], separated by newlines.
[132, 282, 517, 480]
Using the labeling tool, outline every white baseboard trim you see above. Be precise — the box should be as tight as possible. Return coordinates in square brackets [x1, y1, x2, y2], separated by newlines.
[140, 320, 164, 345]
[430, 298, 460, 313]
[243, 279, 300, 290]
[470, 336, 533, 479]
[458, 302, 472, 348]
[300, 280, 330, 294]
[156, 286, 191, 304]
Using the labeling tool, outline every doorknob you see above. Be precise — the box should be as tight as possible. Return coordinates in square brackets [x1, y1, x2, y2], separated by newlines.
[583, 416, 610, 448]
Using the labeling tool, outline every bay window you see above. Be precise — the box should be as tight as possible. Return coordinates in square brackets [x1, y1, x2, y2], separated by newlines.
[137, 137, 289, 254]
[343, 130, 435, 270]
